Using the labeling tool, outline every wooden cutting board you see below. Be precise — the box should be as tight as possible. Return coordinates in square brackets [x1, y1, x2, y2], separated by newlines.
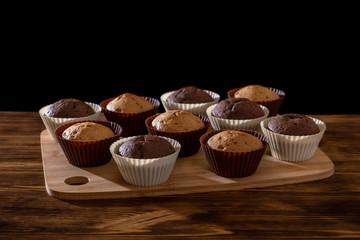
[40, 130, 334, 200]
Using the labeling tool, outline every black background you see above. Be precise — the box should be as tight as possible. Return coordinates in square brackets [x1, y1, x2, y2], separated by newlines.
[1, 49, 357, 115]
[1, 12, 358, 115]
[2, 67, 357, 115]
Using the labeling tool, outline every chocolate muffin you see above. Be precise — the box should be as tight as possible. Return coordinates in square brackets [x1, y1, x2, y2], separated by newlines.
[267, 113, 320, 136]
[119, 135, 175, 159]
[166, 86, 214, 104]
[110, 136, 181, 187]
[45, 99, 95, 118]
[212, 98, 264, 120]
[261, 115, 325, 162]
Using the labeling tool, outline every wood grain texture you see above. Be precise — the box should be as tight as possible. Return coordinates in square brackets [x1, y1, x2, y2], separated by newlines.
[0, 112, 359, 239]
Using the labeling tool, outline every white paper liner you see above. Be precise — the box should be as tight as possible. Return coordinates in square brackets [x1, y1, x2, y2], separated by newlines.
[206, 104, 269, 131]
[160, 90, 220, 115]
[39, 102, 102, 141]
[110, 136, 181, 187]
[260, 116, 326, 162]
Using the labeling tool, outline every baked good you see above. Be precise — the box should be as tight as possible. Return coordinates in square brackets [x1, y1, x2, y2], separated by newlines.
[160, 87, 220, 115]
[207, 130, 263, 152]
[227, 85, 285, 117]
[212, 98, 264, 120]
[45, 99, 95, 118]
[233, 85, 280, 102]
[166, 86, 214, 104]
[260, 115, 326, 162]
[110, 136, 181, 187]
[62, 122, 115, 141]
[267, 113, 320, 136]
[146, 111, 210, 157]
[200, 130, 268, 178]
[119, 135, 175, 159]
[207, 101, 269, 131]
[55, 120, 123, 167]
[100, 95, 160, 137]
[106, 93, 154, 113]
[151, 110, 205, 132]
[39, 100, 101, 141]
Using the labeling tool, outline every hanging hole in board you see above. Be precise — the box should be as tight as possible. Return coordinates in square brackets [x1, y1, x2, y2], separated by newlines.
[64, 176, 89, 186]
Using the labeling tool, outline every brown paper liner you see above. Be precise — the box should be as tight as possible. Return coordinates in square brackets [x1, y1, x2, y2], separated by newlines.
[100, 97, 160, 137]
[200, 130, 268, 178]
[145, 114, 210, 157]
[227, 87, 285, 117]
[55, 120, 123, 167]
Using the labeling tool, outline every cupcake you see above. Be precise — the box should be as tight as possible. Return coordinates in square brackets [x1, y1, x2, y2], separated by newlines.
[55, 120, 122, 167]
[160, 86, 220, 115]
[39, 98, 102, 141]
[206, 98, 269, 131]
[100, 93, 160, 137]
[110, 135, 181, 187]
[200, 129, 268, 178]
[227, 85, 285, 116]
[260, 113, 326, 162]
[145, 110, 210, 157]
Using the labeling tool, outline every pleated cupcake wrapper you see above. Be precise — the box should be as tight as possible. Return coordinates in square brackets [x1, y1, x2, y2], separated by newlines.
[100, 97, 160, 137]
[227, 87, 285, 117]
[160, 90, 220, 115]
[55, 120, 123, 167]
[145, 114, 210, 157]
[260, 116, 326, 162]
[110, 136, 181, 187]
[200, 130, 268, 178]
[39, 102, 102, 141]
[206, 104, 269, 131]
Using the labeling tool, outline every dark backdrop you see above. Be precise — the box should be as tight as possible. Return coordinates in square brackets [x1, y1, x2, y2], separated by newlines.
[1, 16, 357, 115]
[1, 63, 357, 114]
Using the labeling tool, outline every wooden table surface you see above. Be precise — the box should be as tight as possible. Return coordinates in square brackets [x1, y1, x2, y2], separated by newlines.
[1, 112, 359, 240]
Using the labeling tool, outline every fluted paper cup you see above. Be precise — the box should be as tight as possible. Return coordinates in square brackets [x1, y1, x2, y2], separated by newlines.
[206, 104, 269, 131]
[260, 116, 326, 162]
[100, 96, 160, 137]
[160, 90, 220, 115]
[55, 120, 123, 167]
[145, 113, 210, 157]
[227, 87, 285, 117]
[39, 102, 102, 141]
[110, 136, 181, 187]
[200, 130, 268, 178]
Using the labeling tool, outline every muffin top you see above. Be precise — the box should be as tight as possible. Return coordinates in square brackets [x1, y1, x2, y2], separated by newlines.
[234, 85, 280, 102]
[106, 93, 154, 113]
[119, 135, 175, 159]
[166, 86, 214, 104]
[212, 98, 264, 120]
[62, 122, 115, 141]
[45, 99, 95, 118]
[152, 110, 205, 132]
[207, 130, 263, 152]
[267, 113, 320, 136]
